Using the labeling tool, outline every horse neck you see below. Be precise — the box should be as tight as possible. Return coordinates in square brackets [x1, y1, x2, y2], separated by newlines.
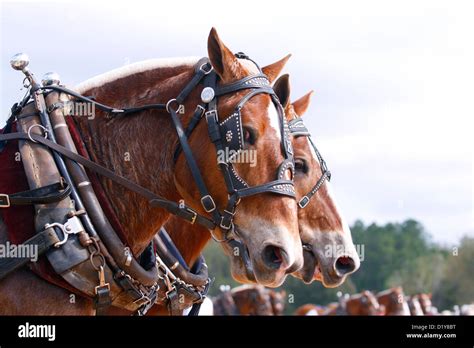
[165, 216, 211, 266]
[77, 63, 198, 254]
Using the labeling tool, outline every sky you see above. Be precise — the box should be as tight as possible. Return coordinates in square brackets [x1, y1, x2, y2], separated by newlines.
[1, 0, 473, 245]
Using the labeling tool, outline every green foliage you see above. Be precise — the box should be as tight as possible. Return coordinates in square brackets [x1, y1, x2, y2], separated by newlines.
[203, 219, 474, 313]
[433, 237, 474, 309]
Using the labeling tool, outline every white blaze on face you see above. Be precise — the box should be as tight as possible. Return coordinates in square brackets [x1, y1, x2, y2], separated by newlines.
[266, 103, 282, 142]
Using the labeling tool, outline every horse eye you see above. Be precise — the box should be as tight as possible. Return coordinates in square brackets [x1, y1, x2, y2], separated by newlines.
[294, 158, 308, 174]
[243, 126, 257, 145]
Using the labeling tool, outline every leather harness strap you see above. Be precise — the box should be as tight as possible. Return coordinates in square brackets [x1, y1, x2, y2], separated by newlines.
[0, 54, 296, 315]
[0, 131, 215, 230]
[0, 182, 71, 208]
[0, 226, 61, 280]
[288, 117, 331, 208]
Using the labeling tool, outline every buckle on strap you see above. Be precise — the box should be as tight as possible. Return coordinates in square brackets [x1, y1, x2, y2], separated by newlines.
[179, 207, 197, 224]
[0, 194, 10, 208]
[220, 213, 234, 230]
[298, 196, 310, 209]
[201, 195, 216, 213]
[133, 292, 152, 307]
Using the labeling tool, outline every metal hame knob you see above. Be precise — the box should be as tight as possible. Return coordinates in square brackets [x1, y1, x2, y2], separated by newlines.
[10, 53, 30, 71]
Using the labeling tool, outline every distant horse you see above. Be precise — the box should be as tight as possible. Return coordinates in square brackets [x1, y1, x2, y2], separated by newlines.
[326, 291, 385, 315]
[212, 286, 239, 315]
[416, 293, 437, 315]
[0, 29, 303, 314]
[294, 304, 324, 316]
[268, 288, 286, 315]
[231, 285, 273, 315]
[406, 296, 424, 316]
[376, 287, 410, 315]
[213, 284, 285, 315]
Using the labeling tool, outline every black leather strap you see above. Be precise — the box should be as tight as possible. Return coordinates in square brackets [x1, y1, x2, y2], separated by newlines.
[0, 131, 216, 230]
[288, 117, 331, 208]
[0, 227, 61, 280]
[0, 182, 71, 208]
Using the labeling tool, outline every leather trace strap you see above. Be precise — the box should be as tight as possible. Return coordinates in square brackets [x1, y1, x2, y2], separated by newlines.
[288, 117, 331, 208]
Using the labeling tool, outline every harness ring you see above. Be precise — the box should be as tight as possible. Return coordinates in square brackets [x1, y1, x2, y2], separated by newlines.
[27, 124, 48, 143]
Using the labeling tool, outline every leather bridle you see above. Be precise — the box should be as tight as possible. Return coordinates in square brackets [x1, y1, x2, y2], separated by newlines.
[287, 116, 331, 208]
[175, 54, 295, 243]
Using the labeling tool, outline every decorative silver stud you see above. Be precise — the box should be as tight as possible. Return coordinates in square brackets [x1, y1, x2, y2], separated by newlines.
[201, 87, 215, 103]
[225, 130, 233, 142]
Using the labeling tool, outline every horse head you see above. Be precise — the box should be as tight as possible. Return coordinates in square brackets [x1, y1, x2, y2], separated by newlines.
[272, 75, 360, 288]
[174, 29, 302, 287]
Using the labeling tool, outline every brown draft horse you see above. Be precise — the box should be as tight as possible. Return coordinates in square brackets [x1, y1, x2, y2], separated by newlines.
[143, 76, 360, 315]
[406, 295, 424, 316]
[156, 76, 359, 295]
[212, 285, 285, 315]
[376, 287, 411, 315]
[294, 304, 324, 316]
[0, 29, 303, 314]
[415, 293, 437, 315]
[326, 291, 385, 315]
[142, 77, 360, 315]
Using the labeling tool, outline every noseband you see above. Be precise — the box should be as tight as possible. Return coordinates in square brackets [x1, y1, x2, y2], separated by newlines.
[288, 117, 331, 208]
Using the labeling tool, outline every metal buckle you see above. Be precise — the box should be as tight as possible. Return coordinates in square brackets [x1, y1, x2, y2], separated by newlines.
[298, 196, 310, 209]
[220, 215, 233, 230]
[201, 195, 216, 212]
[94, 283, 110, 295]
[165, 286, 177, 299]
[186, 208, 197, 224]
[0, 194, 11, 208]
[199, 62, 213, 75]
[205, 109, 218, 122]
[47, 216, 85, 248]
[133, 292, 151, 307]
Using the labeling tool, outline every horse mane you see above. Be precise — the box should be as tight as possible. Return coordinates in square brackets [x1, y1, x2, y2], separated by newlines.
[74, 56, 200, 93]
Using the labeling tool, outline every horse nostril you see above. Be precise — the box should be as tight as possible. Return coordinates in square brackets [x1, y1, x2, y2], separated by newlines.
[262, 245, 286, 270]
[334, 255, 356, 277]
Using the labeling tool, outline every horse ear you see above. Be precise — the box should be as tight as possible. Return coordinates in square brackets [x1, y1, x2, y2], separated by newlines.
[207, 28, 242, 82]
[292, 91, 314, 117]
[273, 74, 291, 109]
[262, 54, 291, 83]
